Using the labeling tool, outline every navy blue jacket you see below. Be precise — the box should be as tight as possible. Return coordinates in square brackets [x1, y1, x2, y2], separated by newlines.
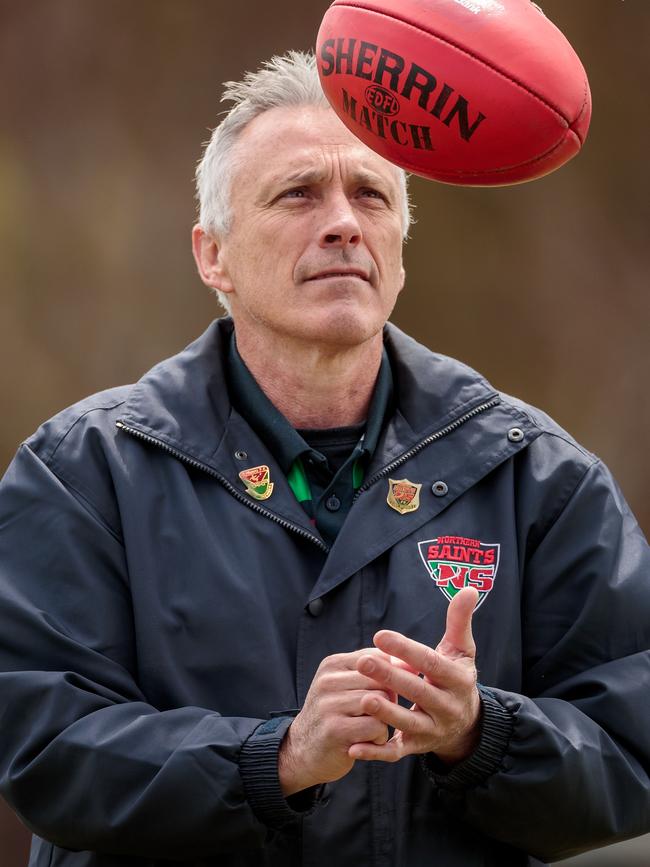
[0, 318, 649, 866]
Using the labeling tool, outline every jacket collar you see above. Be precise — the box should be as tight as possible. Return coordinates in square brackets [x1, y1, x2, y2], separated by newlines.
[118, 317, 539, 584]
[118, 318, 234, 470]
[382, 324, 498, 443]
[226, 330, 394, 477]
[119, 316, 501, 466]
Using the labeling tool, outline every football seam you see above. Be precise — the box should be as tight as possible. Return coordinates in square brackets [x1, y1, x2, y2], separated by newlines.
[330, 0, 584, 128]
[394, 127, 580, 179]
[569, 90, 590, 146]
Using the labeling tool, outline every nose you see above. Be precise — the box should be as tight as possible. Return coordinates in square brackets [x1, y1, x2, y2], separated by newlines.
[319, 193, 362, 249]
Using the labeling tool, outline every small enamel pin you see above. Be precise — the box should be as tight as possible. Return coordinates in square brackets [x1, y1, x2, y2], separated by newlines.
[239, 465, 274, 501]
[387, 478, 421, 514]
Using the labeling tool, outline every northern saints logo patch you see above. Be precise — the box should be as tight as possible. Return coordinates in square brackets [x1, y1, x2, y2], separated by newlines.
[239, 465, 274, 501]
[418, 535, 500, 609]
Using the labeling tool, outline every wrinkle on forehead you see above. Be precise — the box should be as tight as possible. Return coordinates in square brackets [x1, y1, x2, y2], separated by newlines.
[234, 105, 402, 192]
[266, 153, 395, 190]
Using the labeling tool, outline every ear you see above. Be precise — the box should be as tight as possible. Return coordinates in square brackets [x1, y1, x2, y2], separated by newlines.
[398, 264, 406, 294]
[191, 224, 234, 295]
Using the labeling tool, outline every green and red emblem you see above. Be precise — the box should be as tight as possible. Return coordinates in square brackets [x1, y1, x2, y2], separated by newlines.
[239, 464, 274, 501]
[418, 535, 500, 609]
[387, 478, 422, 514]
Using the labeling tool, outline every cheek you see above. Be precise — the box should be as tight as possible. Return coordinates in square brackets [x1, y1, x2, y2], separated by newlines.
[228, 238, 297, 311]
[227, 237, 268, 286]
[377, 236, 404, 279]
[245, 229, 296, 278]
[366, 216, 403, 262]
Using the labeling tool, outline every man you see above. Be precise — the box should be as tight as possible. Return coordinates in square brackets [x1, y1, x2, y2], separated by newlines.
[0, 51, 648, 867]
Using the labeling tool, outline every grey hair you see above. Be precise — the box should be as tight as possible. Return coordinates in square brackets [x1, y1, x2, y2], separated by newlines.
[195, 51, 412, 312]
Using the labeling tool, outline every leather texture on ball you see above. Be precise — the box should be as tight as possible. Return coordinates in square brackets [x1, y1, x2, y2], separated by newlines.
[316, 0, 591, 185]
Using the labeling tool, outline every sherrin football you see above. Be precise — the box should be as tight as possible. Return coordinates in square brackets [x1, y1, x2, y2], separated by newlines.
[316, 0, 592, 185]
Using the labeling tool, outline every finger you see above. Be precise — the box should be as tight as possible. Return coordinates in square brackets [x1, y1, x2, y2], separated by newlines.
[367, 635, 467, 689]
[320, 647, 393, 673]
[350, 689, 396, 714]
[348, 738, 402, 763]
[360, 693, 433, 735]
[437, 587, 478, 658]
[319, 668, 400, 697]
[340, 715, 388, 746]
[389, 655, 419, 675]
[357, 654, 455, 709]
[319, 688, 396, 718]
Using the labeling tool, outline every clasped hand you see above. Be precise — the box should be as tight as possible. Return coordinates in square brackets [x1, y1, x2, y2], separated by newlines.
[279, 587, 481, 796]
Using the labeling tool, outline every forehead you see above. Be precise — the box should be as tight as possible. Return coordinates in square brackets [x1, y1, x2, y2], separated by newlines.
[233, 105, 402, 189]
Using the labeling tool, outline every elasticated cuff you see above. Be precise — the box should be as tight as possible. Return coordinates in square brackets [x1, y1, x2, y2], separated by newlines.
[420, 685, 514, 791]
[239, 716, 321, 829]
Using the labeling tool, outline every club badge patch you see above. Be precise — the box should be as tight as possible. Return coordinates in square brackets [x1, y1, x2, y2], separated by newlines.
[239, 465, 274, 501]
[418, 535, 500, 609]
[387, 478, 422, 514]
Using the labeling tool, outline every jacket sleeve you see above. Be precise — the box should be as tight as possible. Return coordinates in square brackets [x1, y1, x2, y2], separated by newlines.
[0, 443, 312, 860]
[422, 456, 650, 862]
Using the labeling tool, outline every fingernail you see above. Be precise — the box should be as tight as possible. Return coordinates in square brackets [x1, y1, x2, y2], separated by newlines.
[361, 658, 375, 674]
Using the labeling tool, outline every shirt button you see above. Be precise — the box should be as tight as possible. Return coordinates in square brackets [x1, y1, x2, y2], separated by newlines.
[325, 495, 341, 512]
[307, 598, 324, 617]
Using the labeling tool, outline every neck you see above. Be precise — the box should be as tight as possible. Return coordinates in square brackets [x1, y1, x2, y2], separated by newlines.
[233, 326, 383, 429]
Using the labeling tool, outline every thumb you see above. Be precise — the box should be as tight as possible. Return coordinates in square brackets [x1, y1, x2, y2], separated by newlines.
[437, 586, 478, 659]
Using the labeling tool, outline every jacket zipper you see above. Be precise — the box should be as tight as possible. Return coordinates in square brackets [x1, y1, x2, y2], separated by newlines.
[352, 396, 501, 502]
[116, 395, 499, 548]
[115, 421, 330, 553]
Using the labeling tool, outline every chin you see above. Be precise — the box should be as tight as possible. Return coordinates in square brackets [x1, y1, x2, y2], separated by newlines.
[297, 306, 384, 348]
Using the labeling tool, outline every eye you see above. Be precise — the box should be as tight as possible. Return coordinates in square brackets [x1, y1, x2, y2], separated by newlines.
[281, 187, 308, 199]
[360, 187, 387, 201]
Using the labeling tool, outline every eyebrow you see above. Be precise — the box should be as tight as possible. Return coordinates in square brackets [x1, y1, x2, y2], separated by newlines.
[261, 166, 394, 196]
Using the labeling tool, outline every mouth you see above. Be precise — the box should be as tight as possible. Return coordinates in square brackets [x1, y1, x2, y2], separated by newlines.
[306, 270, 370, 282]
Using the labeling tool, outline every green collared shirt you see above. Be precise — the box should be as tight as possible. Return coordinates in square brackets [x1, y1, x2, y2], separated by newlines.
[226, 334, 393, 545]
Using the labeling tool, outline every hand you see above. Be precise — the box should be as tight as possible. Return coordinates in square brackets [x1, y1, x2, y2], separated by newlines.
[278, 649, 397, 796]
[348, 586, 481, 766]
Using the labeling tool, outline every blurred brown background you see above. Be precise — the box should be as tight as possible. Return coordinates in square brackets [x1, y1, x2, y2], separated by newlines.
[0, 0, 648, 864]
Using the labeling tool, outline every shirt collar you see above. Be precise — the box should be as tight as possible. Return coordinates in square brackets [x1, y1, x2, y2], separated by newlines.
[226, 332, 393, 474]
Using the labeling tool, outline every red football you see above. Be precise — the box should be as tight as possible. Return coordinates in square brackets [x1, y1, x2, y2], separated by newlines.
[316, 0, 592, 185]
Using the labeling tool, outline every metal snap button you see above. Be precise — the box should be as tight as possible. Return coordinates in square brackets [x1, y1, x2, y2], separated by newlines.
[234, 450, 248, 460]
[507, 428, 524, 443]
[307, 598, 324, 617]
[431, 481, 448, 497]
[325, 495, 341, 512]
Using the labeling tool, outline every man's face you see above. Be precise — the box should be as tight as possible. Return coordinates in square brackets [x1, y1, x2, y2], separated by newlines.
[204, 105, 406, 348]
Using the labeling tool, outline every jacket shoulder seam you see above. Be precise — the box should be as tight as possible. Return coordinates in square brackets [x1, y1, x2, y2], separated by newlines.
[25, 444, 124, 545]
[37, 397, 127, 467]
[536, 429, 595, 461]
[498, 396, 596, 462]
[531, 456, 601, 556]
